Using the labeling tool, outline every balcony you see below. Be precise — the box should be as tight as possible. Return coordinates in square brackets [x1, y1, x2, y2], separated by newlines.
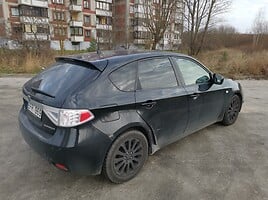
[69, 20, 83, 27]
[70, 36, 84, 42]
[96, 9, 112, 17]
[20, 16, 49, 24]
[23, 33, 49, 41]
[97, 0, 112, 3]
[173, 38, 181, 43]
[32, 0, 48, 7]
[134, 26, 147, 32]
[134, 39, 146, 44]
[18, 0, 31, 5]
[18, 0, 48, 7]
[96, 24, 112, 30]
[69, 4, 82, 12]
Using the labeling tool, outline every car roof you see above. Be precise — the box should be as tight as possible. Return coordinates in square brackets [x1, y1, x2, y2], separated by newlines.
[56, 50, 187, 72]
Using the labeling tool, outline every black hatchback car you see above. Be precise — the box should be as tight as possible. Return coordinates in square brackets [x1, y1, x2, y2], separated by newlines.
[19, 50, 243, 183]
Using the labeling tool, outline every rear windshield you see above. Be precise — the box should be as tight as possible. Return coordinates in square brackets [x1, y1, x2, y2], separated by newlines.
[26, 62, 100, 97]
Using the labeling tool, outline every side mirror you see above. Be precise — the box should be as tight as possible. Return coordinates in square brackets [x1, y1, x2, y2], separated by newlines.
[213, 73, 224, 85]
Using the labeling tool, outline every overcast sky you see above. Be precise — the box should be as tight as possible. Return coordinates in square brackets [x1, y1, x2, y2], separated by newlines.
[220, 0, 268, 33]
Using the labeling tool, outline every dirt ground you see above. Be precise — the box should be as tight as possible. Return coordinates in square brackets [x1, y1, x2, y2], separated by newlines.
[0, 77, 267, 200]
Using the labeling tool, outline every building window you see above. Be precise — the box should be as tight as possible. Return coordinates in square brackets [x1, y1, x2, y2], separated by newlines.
[52, 0, 64, 4]
[85, 30, 91, 37]
[22, 24, 32, 33]
[11, 7, 19, 16]
[12, 24, 22, 34]
[107, 17, 112, 25]
[100, 17, 106, 24]
[71, 27, 83, 36]
[129, 5, 134, 13]
[96, 16, 105, 25]
[134, 31, 151, 39]
[84, 15, 91, 25]
[54, 27, 67, 36]
[96, 1, 111, 11]
[83, 0, 90, 9]
[37, 25, 49, 34]
[19, 5, 48, 18]
[53, 11, 65, 21]
[70, 0, 79, 5]
[22, 24, 49, 34]
[96, 16, 111, 25]
[175, 24, 180, 31]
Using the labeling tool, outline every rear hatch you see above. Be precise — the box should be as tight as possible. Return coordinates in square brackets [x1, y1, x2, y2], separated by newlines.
[22, 60, 100, 135]
[23, 61, 100, 107]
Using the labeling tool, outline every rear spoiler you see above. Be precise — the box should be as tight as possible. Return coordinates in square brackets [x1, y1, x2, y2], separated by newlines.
[55, 57, 108, 72]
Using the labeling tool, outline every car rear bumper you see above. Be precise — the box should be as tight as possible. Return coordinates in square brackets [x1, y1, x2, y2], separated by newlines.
[18, 108, 112, 175]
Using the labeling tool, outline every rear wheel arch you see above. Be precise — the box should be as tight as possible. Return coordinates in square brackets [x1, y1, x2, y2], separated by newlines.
[103, 129, 149, 183]
[112, 124, 156, 154]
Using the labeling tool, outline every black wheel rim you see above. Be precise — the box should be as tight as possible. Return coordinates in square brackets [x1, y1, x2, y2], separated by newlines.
[227, 96, 240, 123]
[113, 138, 143, 176]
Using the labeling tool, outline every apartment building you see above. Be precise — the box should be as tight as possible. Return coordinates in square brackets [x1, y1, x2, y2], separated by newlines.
[0, 0, 97, 50]
[0, 0, 50, 48]
[0, 0, 183, 50]
[95, 0, 112, 49]
[133, 0, 183, 50]
[49, 0, 96, 50]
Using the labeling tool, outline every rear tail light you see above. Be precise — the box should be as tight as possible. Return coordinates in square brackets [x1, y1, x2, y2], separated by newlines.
[55, 163, 68, 171]
[43, 106, 94, 127]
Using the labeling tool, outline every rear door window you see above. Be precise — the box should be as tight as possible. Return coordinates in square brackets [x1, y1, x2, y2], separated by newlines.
[137, 58, 178, 90]
[109, 62, 137, 92]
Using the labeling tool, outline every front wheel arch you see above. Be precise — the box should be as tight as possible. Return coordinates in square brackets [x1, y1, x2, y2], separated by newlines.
[234, 92, 243, 111]
[221, 94, 242, 126]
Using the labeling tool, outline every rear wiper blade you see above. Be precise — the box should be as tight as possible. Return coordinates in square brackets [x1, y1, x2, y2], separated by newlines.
[31, 87, 55, 98]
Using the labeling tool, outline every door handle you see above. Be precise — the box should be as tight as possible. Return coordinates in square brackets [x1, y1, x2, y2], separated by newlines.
[190, 93, 200, 100]
[141, 100, 157, 109]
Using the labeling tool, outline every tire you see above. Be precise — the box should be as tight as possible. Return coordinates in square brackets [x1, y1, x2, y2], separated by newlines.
[103, 130, 148, 183]
[222, 94, 241, 126]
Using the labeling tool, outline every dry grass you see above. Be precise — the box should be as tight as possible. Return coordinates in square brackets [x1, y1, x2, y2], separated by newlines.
[0, 49, 55, 74]
[1, 48, 268, 79]
[196, 48, 268, 79]
[0, 49, 87, 74]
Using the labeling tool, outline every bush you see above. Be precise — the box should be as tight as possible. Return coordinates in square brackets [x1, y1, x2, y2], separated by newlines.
[87, 39, 97, 52]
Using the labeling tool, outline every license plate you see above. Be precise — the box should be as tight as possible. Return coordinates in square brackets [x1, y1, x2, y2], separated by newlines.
[27, 102, 42, 119]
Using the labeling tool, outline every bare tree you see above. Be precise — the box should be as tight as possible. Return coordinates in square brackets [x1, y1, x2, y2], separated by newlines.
[182, 0, 231, 55]
[141, 0, 177, 50]
[252, 8, 268, 47]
